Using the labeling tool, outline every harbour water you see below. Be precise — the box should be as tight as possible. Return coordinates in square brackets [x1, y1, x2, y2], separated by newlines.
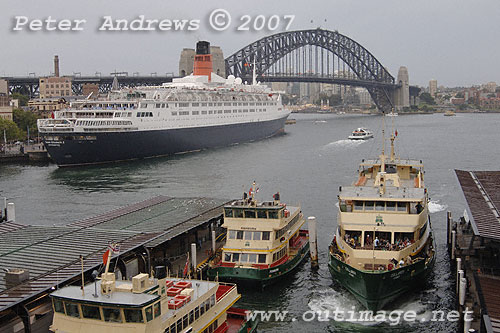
[1, 112, 498, 332]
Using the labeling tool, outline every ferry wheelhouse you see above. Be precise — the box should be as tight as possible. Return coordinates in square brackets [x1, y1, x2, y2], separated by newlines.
[329, 130, 436, 310]
[208, 183, 309, 287]
[49, 266, 258, 333]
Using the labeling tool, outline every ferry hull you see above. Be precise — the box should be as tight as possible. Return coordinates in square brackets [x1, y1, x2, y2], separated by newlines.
[328, 249, 435, 311]
[208, 242, 309, 288]
[42, 116, 288, 167]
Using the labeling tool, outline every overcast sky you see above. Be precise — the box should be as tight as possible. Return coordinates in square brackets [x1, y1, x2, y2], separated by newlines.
[1, 0, 499, 87]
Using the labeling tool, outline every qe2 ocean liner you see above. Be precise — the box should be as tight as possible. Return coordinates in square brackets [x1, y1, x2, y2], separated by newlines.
[38, 41, 290, 167]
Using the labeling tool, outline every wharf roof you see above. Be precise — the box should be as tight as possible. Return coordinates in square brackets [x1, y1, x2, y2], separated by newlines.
[455, 170, 500, 242]
[475, 274, 500, 332]
[0, 196, 229, 313]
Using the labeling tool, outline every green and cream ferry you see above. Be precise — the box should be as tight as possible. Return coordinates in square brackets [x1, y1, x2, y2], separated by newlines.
[328, 129, 436, 311]
[208, 183, 309, 287]
[49, 263, 258, 332]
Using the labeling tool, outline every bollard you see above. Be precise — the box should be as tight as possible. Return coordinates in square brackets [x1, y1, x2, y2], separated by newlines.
[191, 243, 197, 277]
[451, 230, 456, 260]
[456, 258, 462, 293]
[6, 203, 15, 222]
[459, 277, 466, 306]
[211, 230, 216, 254]
[458, 270, 464, 303]
[308, 216, 318, 269]
[447, 211, 452, 245]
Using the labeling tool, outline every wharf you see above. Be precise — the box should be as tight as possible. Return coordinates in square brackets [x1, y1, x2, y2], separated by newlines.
[0, 195, 230, 333]
[0, 143, 50, 163]
[448, 170, 500, 333]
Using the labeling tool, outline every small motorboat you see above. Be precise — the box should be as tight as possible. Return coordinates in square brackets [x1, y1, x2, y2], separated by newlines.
[348, 128, 374, 140]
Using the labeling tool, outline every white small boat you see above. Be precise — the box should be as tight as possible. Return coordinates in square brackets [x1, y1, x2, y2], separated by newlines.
[348, 128, 373, 140]
[386, 112, 398, 117]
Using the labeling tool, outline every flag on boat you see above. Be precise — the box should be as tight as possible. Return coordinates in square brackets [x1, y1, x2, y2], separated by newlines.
[102, 243, 120, 265]
[183, 254, 190, 277]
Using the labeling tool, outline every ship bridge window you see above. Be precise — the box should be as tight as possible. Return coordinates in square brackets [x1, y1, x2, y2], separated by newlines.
[257, 210, 267, 219]
[145, 306, 153, 322]
[82, 304, 101, 320]
[244, 210, 256, 218]
[244, 231, 252, 240]
[236, 231, 244, 239]
[234, 209, 244, 218]
[375, 201, 385, 211]
[353, 201, 363, 211]
[364, 201, 375, 211]
[397, 202, 408, 212]
[124, 308, 143, 323]
[253, 231, 261, 240]
[228, 230, 236, 239]
[268, 211, 279, 219]
[262, 231, 270, 240]
[103, 307, 122, 322]
[386, 164, 397, 173]
[64, 302, 80, 318]
[52, 298, 64, 314]
[224, 208, 233, 217]
[386, 201, 396, 211]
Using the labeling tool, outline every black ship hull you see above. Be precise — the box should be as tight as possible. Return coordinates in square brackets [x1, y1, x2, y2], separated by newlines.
[42, 116, 288, 167]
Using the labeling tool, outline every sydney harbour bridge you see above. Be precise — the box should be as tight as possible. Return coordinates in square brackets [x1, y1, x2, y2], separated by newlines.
[3, 28, 419, 112]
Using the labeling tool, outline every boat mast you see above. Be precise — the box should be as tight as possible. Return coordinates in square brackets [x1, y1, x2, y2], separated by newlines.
[390, 108, 396, 161]
[252, 58, 257, 86]
[380, 111, 386, 172]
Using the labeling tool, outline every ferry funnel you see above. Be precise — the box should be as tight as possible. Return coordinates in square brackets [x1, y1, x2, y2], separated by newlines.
[193, 41, 213, 81]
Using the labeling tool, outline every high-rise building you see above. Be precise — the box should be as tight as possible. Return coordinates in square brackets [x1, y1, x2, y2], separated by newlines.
[429, 79, 437, 97]
[0, 79, 13, 120]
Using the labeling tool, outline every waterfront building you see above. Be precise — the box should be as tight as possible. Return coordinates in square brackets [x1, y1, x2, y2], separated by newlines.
[429, 79, 438, 97]
[0, 79, 13, 120]
[39, 56, 73, 98]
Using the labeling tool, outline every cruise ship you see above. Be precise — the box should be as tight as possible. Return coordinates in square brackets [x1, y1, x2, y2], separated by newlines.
[328, 123, 436, 310]
[37, 41, 290, 167]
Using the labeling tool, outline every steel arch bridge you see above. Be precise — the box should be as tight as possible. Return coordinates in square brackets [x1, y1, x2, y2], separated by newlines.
[225, 28, 397, 112]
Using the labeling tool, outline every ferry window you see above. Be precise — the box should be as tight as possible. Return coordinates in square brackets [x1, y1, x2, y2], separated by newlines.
[232, 253, 240, 262]
[136, 112, 141, 117]
[177, 319, 182, 332]
[419, 222, 427, 239]
[53, 299, 64, 314]
[354, 201, 363, 211]
[257, 210, 267, 219]
[210, 294, 215, 307]
[202, 111, 207, 115]
[189, 310, 194, 323]
[169, 324, 176, 333]
[124, 309, 143, 323]
[205, 299, 210, 312]
[386, 202, 396, 211]
[202, 103, 207, 107]
[145, 306, 153, 322]
[171, 111, 177, 116]
[375, 201, 385, 211]
[165, 327, 170, 333]
[192, 103, 199, 107]
[224, 253, 231, 261]
[195, 306, 200, 319]
[258, 254, 267, 263]
[262, 231, 270, 240]
[156, 104, 161, 108]
[245, 210, 255, 219]
[268, 211, 279, 219]
[364, 201, 375, 211]
[228, 230, 236, 239]
[244, 231, 252, 240]
[183, 314, 188, 328]
[253, 231, 261, 240]
[217, 110, 222, 114]
[249, 254, 257, 263]
[224, 110, 231, 114]
[192, 111, 199, 115]
[236, 231, 244, 240]
[200, 302, 206, 315]
[141, 103, 147, 108]
[103, 307, 122, 322]
[234, 209, 244, 218]
[240, 253, 249, 262]
[154, 303, 161, 318]
[397, 202, 408, 212]
[82, 305, 101, 320]
[64, 302, 80, 318]
[149, 112, 153, 117]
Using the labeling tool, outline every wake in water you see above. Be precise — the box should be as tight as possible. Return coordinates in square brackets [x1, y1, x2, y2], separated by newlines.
[308, 287, 432, 327]
[324, 139, 366, 149]
[428, 200, 447, 213]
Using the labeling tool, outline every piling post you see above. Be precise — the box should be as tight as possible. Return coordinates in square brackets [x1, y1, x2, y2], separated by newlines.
[464, 314, 472, 333]
[211, 230, 216, 254]
[459, 277, 466, 306]
[456, 258, 462, 293]
[308, 216, 318, 269]
[6, 203, 15, 222]
[447, 211, 452, 246]
[191, 243, 197, 278]
[451, 230, 457, 260]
